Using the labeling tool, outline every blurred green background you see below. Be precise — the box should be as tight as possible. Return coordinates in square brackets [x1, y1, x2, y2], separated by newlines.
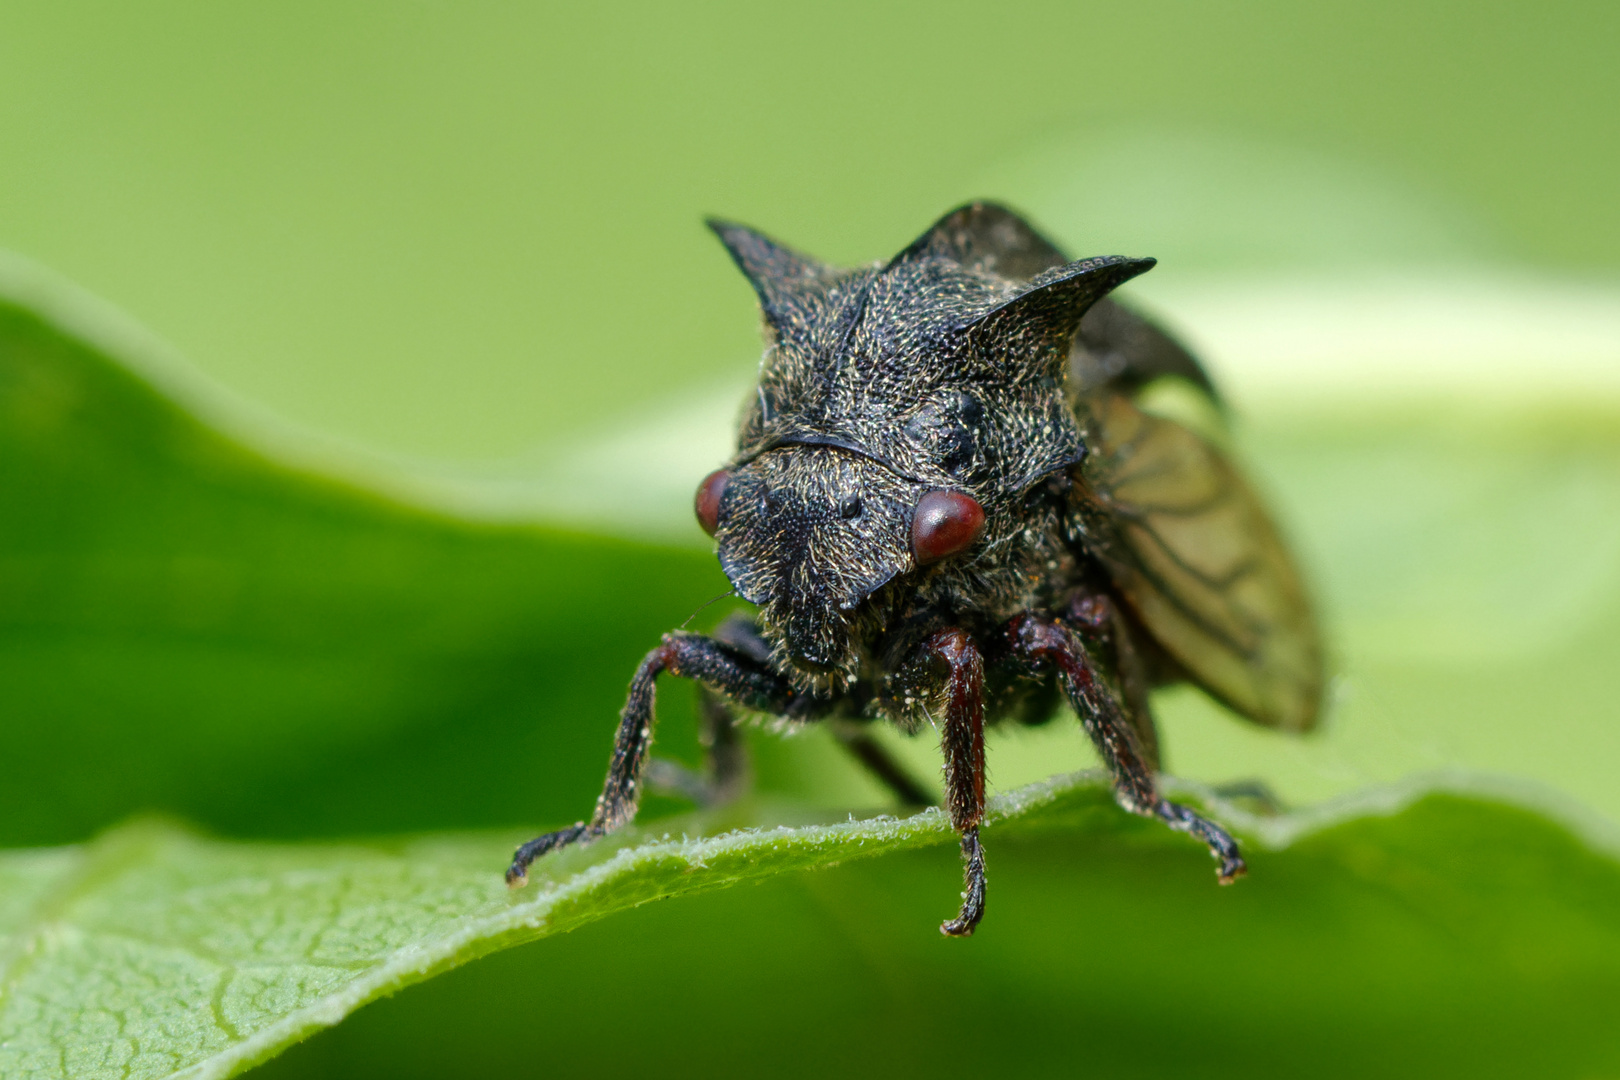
[1, 0, 1616, 461]
[3, 1, 1620, 1076]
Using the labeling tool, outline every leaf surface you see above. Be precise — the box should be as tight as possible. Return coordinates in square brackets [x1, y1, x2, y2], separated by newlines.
[4, 774, 1620, 1080]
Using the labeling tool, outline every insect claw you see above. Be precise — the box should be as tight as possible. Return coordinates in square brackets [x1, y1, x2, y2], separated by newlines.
[940, 827, 987, 936]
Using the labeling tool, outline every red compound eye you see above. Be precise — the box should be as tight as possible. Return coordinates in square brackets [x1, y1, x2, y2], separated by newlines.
[694, 468, 730, 537]
[911, 489, 985, 565]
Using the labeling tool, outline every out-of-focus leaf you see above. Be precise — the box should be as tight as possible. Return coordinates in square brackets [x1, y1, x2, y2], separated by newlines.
[4, 773, 1619, 1080]
[0, 269, 736, 847]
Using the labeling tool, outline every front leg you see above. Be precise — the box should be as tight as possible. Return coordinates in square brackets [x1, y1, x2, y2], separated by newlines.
[925, 628, 988, 937]
[505, 631, 795, 887]
[1008, 613, 1246, 884]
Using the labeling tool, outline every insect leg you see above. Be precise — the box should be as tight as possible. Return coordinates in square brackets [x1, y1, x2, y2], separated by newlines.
[1210, 779, 1286, 816]
[697, 686, 751, 800]
[1067, 591, 1161, 771]
[697, 614, 774, 801]
[646, 686, 754, 805]
[1008, 614, 1246, 884]
[698, 613, 937, 808]
[925, 628, 988, 937]
[831, 721, 937, 808]
[506, 631, 793, 887]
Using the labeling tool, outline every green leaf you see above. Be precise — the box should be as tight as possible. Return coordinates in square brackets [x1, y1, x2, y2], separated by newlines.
[0, 257, 740, 847]
[4, 773, 1620, 1080]
[7, 251, 1620, 1078]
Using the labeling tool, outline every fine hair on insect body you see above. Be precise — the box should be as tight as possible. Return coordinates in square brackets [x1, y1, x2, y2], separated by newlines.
[508, 202, 1323, 936]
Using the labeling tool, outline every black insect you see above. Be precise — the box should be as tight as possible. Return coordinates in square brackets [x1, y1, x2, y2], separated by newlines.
[508, 202, 1323, 935]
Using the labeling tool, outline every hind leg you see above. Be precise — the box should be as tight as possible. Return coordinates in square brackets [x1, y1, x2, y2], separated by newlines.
[645, 686, 752, 806]
[830, 721, 936, 808]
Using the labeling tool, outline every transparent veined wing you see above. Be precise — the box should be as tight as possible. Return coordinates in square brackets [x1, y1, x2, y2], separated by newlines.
[1071, 390, 1324, 732]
